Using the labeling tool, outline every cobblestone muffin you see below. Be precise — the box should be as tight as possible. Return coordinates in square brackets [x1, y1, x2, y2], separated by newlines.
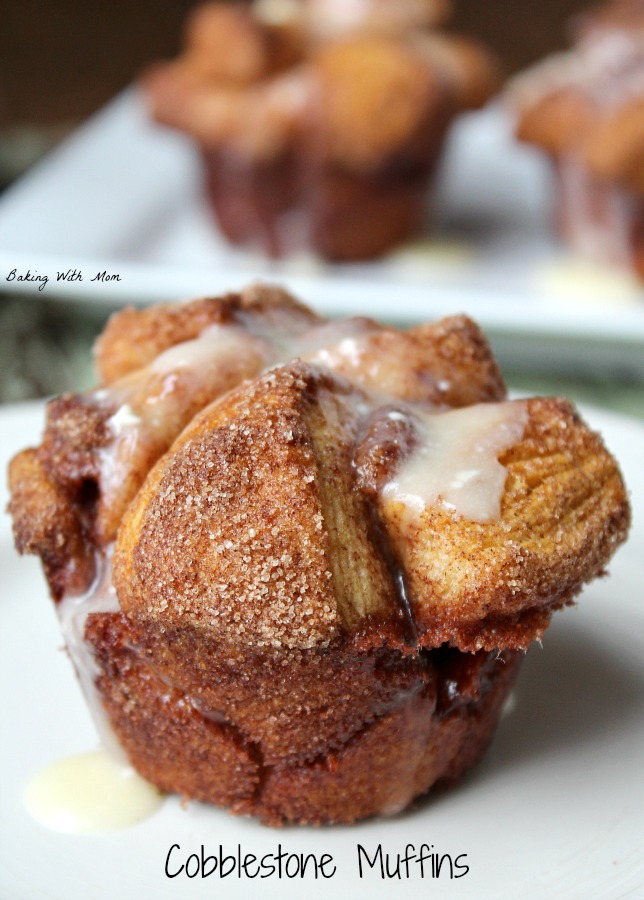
[8, 285, 630, 824]
[513, 0, 644, 277]
[144, 1, 498, 260]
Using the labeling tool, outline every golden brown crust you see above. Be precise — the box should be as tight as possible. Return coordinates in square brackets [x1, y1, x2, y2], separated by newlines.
[51, 288, 322, 549]
[8, 448, 95, 600]
[39, 393, 112, 491]
[379, 397, 630, 651]
[301, 315, 506, 407]
[302, 30, 497, 171]
[145, 13, 498, 168]
[88, 613, 261, 812]
[111, 313, 508, 651]
[113, 364, 405, 649]
[91, 616, 432, 765]
[39, 357, 271, 550]
[518, 88, 644, 193]
[406, 315, 507, 406]
[95, 297, 233, 386]
[115, 365, 629, 658]
[144, 63, 310, 159]
[257, 650, 520, 825]
[12, 286, 323, 595]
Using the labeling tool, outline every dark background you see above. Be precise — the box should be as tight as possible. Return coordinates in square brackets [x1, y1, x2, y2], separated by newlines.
[0, 0, 589, 128]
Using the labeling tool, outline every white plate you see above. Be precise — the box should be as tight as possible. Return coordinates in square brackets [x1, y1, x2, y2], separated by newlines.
[1, 400, 643, 900]
[0, 90, 644, 376]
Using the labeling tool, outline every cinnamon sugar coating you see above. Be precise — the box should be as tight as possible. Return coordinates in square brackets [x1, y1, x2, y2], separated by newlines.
[117, 364, 629, 656]
[328, 314, 506, 406]
[114, 363, 416, 647]
[12, 299, 506, 604]
[91, 614, 432, 766]
[8, 448, 95, 600]
[8, 285, 630, 824]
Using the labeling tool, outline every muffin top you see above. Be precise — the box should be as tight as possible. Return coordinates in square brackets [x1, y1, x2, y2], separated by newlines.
[9, 286, 630, 656]
[143, 0, 499, 166]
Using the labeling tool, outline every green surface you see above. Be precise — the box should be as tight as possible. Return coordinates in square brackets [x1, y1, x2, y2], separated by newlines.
[506, 371, 644, 422]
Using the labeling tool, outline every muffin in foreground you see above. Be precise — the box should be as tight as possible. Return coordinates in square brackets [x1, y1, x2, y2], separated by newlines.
[143, 1, 499, 261]
[8, 285, 630, 825]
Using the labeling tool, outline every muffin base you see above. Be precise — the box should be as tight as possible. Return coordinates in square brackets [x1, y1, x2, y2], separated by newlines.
[203, 150, 436, 261]
[85, 610, 521, 826]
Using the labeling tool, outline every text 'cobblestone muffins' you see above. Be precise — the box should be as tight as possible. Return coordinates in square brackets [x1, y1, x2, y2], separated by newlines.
[512, 0, 644, 278]
[143, 0, 499, 260]
[8, 285, 630, 825]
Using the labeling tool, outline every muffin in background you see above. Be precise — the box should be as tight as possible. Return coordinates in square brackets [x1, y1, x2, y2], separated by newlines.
[143, 0, 499, 261]
[513, 0, 644, 278]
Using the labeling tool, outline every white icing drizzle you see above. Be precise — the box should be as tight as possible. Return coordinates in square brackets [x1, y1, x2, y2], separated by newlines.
[382, 401, 528, 522]
[304, 0, 439, 37]
[579, 29, 644, 110]
[149, 323, 264, 376]
[58, 547, 126, 762]
[94, 324, 273, 524]
[96, 314, 378, 492]
[57, 313, 381, 769]
[106, 402, 140, 434]
[24, 749, 163, 833]
[254, 0, 301, 26]
[97, 415, 141, 525]
[48, 554, 167, 833]
[94, 306, 527, 528]
[308, 0, 372, 33]
[536, 256, 640, 304]
[296, 317, 379, 369]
